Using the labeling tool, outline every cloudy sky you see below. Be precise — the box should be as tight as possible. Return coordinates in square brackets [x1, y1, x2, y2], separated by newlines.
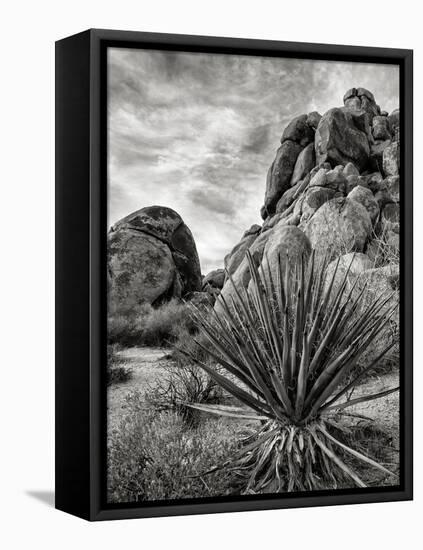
[108, 47, 399, 273]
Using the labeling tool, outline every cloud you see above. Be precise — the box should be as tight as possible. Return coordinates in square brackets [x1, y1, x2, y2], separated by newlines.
[108, 48, 399, 273]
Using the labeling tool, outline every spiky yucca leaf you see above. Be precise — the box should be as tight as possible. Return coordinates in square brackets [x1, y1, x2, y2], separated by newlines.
[182, 250, 399, 492]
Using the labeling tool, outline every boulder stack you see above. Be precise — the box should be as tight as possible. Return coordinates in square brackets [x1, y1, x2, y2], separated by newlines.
[217, 88, 399, 309]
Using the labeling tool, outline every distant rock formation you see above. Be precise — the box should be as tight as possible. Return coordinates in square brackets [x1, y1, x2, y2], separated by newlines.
[108, 206, 202, 308]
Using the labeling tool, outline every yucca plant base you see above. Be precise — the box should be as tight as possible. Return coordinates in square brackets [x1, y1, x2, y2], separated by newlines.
[183, 250, 399, 494]
[225, 419, 395, 493]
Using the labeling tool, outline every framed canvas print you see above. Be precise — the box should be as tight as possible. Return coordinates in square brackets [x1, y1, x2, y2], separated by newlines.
[55, 29, 413, 521]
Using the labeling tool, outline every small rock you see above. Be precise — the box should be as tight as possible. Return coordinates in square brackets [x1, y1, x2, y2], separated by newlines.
[309, 167, 328, 188]
[202, 269, 225, 290]
[369, 139, 391, 172]
[325, 166, 347, 193]
[343, 162, 360, 177]
[384, 176, 400, 203]
[262, 212, 284, 231]
[374, 188, 394, 208]
[366, 172, 384, 193]
[306, 111, 322, 130]
[372, 115, 391, 141]
[301, 187, 336, 223]
[242, 224, 262, 238]
[347, 185, 380, 223]
[388, 109, 400, 140]
[276, 180, 304, 213]
[383, 141, 400, 176]
[346, 175, 362, 194]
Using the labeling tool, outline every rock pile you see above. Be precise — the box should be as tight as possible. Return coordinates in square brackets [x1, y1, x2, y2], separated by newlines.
[219, 88, 400, 309]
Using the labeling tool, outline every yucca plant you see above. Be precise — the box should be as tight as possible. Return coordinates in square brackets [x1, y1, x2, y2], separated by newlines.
[182, 250, 399, 493]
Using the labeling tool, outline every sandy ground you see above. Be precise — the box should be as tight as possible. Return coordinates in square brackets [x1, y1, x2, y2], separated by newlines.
[107, 347, 170, 431]
[346, 371, 399, 441]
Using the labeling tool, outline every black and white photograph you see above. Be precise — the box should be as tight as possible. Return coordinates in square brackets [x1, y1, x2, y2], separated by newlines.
[106, 47, 401, 504]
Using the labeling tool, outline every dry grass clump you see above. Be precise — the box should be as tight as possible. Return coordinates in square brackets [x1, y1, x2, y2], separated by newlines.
[368, 226, 400, 268]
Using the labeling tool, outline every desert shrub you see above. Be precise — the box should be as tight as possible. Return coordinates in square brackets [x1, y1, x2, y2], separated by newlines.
[107, 395, 243, 503]
[183, 251, 399, 493]
[108, 364, 133, 385]
[108, 299, 205, 347]
[145, 362, 223, 427]
[107, 344, 133, 385]
[139, 299, 198, 346]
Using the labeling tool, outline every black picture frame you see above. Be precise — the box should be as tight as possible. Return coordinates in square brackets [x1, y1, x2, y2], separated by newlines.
[55, 28, 413, 521]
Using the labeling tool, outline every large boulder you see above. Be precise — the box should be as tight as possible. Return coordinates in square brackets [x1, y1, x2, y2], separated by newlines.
[343, 87, 379, 123]
[262, 140, 303, 217]
[262, 111, 319, 218]
[259, 225, 312, 283]
[108, 206, 202, 308]
[108, 230, 177, 307]
[217, 225, 311, 311]
[281, 114, 314, 146]
[290, 143, 315, 186]
[315, 107, 371, 172]
[304, 197, 372, 259]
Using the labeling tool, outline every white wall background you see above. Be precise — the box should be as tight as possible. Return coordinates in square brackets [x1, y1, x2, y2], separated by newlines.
[0, 1, 420, 548]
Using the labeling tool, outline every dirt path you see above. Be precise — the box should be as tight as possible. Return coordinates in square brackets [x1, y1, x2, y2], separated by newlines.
[107, 346, 171, 431]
